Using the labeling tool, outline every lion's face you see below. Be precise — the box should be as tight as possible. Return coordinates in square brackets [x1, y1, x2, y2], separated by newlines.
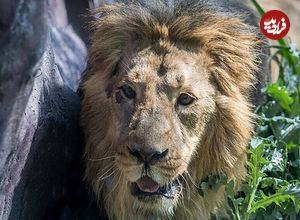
[82, 41, 219, 218]
[111, 44, 216, 212]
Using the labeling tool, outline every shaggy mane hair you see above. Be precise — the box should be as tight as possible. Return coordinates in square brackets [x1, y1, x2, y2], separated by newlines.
[80, 0, 267, 219]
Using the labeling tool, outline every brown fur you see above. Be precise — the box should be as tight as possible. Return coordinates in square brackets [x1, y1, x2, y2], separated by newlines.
[81, 1, 264, 219]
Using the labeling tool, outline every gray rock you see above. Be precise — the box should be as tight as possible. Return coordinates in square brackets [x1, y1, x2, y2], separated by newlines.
[0, 0, 101, 219]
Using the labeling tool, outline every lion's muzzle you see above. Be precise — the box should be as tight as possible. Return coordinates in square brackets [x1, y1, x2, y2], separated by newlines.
[126, 146, 183, 199]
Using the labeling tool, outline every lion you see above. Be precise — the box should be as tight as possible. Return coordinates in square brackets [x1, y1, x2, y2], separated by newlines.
[80, 0, 267, 219]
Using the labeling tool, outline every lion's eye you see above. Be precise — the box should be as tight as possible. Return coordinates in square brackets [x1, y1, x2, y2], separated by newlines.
[177, 93, 195, 106]
[120, 85, 136, 99]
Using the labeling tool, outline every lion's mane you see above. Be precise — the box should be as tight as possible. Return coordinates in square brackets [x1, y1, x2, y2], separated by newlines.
[80, 1, 266, 219]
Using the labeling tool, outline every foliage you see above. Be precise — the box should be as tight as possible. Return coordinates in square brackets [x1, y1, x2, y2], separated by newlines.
[222, 1, 300, 219]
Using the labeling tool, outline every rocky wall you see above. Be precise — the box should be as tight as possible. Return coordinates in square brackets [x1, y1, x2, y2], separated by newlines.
[0, 0, 104, 219]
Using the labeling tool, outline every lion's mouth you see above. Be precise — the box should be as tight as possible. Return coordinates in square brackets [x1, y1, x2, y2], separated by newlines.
[131, 176, 182, 199]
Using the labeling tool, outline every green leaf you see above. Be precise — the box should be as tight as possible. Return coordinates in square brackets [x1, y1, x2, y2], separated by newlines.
[250, 138, 264, 149]
[260, 178, 288, 189]
[289, 42, 300, 58]
[249, 193, 292, 213]
[280, 123, 300, 144]
[225, 180, 235, 199]
[198, 189, 204, 197]
[290, 88, 300, 118]
[249, 186, 300, 213]
[265, 116, 298, 124]
[215, 174, 228, 192]
[200, 182, 209, 189]
[266, 83, 293, 112]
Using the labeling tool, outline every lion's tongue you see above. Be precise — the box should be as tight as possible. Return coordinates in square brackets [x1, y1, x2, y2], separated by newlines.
[136, 176, 160, 193]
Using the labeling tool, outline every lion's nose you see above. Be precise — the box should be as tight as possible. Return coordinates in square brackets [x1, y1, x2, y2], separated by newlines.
[127, 147, 168, 163]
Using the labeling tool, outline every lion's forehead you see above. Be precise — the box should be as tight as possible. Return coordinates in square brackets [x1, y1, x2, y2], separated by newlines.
[126, 45, 208, 89]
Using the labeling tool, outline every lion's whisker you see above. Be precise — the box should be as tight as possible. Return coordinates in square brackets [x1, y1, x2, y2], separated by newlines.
[97, 162, 115, 175]
[180, 173, 191, 201]
[87, 155, 116, 161]
[97, 163, 117, 181]
[179, 158, 190, 165]
[98, 166, 118, 182]
[104, 169, 122, 201]
[113, 172, 122, 194]
[184, 170, 199, 189]
[178, 194, 194, 218]
[168, 182, 172, 194]
[190, 197, 203, 213]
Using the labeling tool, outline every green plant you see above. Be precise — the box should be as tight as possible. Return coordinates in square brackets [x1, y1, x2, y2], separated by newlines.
[223, 1, 300, 219]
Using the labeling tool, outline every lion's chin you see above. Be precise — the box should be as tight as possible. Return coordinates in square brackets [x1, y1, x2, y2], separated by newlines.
[131, 175, 183, 200]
